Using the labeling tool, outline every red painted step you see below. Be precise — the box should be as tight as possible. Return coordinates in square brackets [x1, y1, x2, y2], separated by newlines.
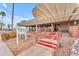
[37, 40, 57, 48]
[48, 32, 56, 35]
[38, 40, 57, 45]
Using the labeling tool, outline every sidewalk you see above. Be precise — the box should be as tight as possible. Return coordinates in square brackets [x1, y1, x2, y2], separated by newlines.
[0, 31, 13, 56]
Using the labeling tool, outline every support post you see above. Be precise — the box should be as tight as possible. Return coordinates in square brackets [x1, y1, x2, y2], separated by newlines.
[36, 24, 38, 34]
[25, 27, 27, 40]
[51, 23, 54, 32]
[16, 33, 19, 45]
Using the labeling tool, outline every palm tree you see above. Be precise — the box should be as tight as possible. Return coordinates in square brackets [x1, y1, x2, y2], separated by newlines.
[11, 3, 14, 31]
[0, 11, 6, 30]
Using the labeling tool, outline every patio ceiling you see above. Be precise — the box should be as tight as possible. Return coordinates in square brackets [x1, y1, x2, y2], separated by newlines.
[18, 3, 79, 26]
[33, 3, 79, 23]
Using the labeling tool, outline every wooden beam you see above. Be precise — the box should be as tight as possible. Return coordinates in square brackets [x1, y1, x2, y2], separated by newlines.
[64, 4, 67, 16]
[37, 5, 51, 23]
[44, 4, 56, 23]
[54, 4, 59, 17]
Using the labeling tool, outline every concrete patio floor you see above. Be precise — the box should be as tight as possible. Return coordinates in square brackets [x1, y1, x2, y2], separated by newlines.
[5, 36, 36, 55]
[1, 32, 77, 56]
[56, 33, 77, 56]
[17, 32, 77, 56]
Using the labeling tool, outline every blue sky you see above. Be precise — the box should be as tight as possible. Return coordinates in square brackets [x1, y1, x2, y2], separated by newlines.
[0, 3, 37, 28]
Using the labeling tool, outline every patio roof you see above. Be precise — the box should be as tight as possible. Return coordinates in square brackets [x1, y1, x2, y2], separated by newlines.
[18, 3, 79, 26]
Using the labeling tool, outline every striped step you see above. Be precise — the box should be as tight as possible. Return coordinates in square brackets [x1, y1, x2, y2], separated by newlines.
[48, 32, 56, 35]
[38, 40, 57, 45]
[43, 35, 58, 39]
[43, 35, 54, 39]
[48, 32, 62, 39]
[37, 40, 57, 48]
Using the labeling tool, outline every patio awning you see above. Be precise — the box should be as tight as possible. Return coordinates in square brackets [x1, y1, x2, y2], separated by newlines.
[18, 3, 79, 26]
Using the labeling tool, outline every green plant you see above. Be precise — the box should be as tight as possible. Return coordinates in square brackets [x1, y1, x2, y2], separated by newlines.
[0, 11, 6, 30]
